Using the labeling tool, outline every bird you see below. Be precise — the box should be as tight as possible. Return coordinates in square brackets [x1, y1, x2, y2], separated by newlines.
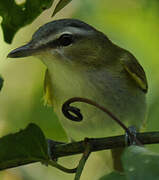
[8, 18, 148, 172]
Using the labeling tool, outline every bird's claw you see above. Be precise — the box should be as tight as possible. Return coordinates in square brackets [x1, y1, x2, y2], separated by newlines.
[125, 126, 137, 146]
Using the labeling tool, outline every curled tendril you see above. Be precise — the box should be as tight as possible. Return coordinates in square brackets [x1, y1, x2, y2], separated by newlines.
[62, 103, 83, 122]
[62, 97, 142, 145]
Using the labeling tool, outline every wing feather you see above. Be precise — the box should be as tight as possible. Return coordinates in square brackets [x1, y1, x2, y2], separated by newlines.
[121, 52, 148, 93]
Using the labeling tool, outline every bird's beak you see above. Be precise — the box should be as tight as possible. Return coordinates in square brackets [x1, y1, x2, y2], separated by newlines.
[7, 42, 36, 58]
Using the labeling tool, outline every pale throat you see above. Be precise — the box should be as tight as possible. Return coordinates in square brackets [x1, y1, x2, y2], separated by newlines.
[38, 52, 97, 108]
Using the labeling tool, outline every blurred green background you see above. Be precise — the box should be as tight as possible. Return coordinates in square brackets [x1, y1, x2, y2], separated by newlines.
[0, 0, 159, 179]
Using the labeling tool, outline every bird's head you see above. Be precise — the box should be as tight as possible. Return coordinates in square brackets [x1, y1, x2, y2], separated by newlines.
[8, 19, 114, 69]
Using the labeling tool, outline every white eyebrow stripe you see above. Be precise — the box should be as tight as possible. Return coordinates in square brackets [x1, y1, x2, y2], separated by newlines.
[65, 26, 93, 35]
[54, 31, 73, 39]
[55, 26, 92, 39]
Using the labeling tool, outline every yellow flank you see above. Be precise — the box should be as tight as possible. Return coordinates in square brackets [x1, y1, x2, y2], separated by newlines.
[43, 69, 53, 106]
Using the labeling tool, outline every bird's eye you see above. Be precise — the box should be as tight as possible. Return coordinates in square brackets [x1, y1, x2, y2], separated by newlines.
[58, 34, 73, 46]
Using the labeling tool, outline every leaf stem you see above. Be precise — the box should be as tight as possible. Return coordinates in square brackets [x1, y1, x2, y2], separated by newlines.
[47, 160, 77, 173]
[74, 139, 91, 180]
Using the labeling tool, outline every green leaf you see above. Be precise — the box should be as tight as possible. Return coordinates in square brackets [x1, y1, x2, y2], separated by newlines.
[122, 145, 159, 180]
[99, 171, 126, 180]
[0, 0, 54, 43]
[0, 76, 3, 91]
[0, 123, 49, 170]
[52, 0, 72, 17]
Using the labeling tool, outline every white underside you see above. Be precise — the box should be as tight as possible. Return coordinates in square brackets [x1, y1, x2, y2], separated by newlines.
[41, 55, 147, 141]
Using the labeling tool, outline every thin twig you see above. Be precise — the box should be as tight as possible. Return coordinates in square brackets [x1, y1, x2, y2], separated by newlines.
[47, 160, 77, 173]
[62, 97, 141, 145]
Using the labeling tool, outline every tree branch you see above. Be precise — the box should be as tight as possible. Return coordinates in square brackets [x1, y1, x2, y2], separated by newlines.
[48, 131, 159, 159]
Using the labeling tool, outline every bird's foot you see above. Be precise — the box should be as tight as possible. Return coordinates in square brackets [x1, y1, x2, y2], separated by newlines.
[125, 126, 137, 146]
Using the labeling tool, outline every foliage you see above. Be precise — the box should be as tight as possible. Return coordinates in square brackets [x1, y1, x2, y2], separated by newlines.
[0, 0, 72, 43]
[0, 123, 49, 170]
[123, 145, 159, 180]
[52, 0, 72, 17]
[100, 145, 159, 180]
[100, 171, 126, 180]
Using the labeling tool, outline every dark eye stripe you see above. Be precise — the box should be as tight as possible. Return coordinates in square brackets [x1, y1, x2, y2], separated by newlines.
[46, 39, 59, 48]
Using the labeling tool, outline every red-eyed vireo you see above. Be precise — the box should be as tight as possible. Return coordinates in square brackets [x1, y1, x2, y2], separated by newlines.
[8, 19, 148, 171]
